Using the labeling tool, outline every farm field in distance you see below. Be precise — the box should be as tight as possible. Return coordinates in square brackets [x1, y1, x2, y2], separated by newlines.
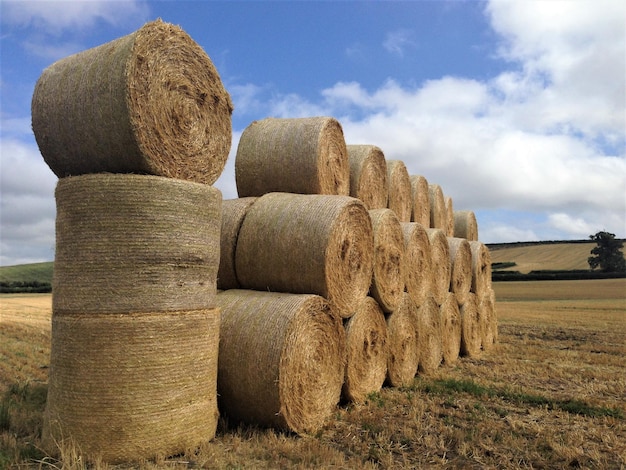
[1, 279, 625, 469]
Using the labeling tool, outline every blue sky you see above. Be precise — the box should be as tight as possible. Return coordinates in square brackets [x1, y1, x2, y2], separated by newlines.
[1, 0, 625, 266]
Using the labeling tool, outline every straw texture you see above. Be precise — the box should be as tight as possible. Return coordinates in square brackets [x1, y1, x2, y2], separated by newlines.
[439, 292, 462, 366]
[400, 222, 433, 307]
[469, 241, 493, 299]
[447, 237, 472, 306]
[215, 290, 345, 434]
[428, 184, 447, 231]
[459, 293, 482, 358]
[367, 209, 405, 313]
[416, 295, 443, 375]
[409, 175, 430, 226]
[479, 289, 498, 351]
[43, 309, 220, 463]
[235, 117, 349, 197]
[347, 145, 388, 210]
[218, 197, 258, 290]
[53, 174, 221, 314]
[385, 293, 419, 387]
[453, 210, 479, 241]
[386, 160, 412, 222]
[342, 297, 389, 403]
[31, 19, 233, 185]
[445, 196, 454, 237]
[235, 193, 374, 318]
[425, 228, 451, 306]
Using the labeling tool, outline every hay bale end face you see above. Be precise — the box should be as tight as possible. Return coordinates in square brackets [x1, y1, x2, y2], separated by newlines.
[416, 295, 443, 375]
[453, 210, 479, 241]
[53, 174, 221, 314]
[368, 209, 405, 313]
[32, 19, 233, 185]
[347, 144, 388, 210]
[386, 160, 412, 222]
[447, 237, 472, 306]
[215, 290, 345, 434]
[409, 175, 430, 227]
[342, 297, 389, 403]
[460, 293, 482, 358]
[385, 293, 419, 387]
[235, 117, 349, 197]
[440, 292, 462, 366]
[235, 193, 374, 318]
[425, 228, 451, 306]
[469, 241, 493, 299]
[400, 222, 433, 308]
[43, 309, 220, 464]
[428, 184, 446, 231]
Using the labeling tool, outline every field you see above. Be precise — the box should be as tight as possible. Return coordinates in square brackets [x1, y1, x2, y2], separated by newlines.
[1, 279, 625, 469]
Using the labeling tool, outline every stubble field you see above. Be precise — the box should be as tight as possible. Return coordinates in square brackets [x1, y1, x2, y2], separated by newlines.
[1, 279, 625, 469]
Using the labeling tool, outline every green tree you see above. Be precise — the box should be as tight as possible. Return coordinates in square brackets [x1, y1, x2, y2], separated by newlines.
[588, 231, 626, 272]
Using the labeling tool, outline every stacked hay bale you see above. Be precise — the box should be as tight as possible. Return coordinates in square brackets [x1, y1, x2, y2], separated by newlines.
[33, 20, 231, 463]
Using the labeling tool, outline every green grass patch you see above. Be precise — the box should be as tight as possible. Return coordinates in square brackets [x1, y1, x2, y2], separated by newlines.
[415, 378, 624, 419]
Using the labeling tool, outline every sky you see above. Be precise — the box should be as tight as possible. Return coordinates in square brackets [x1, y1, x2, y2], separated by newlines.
[1, 0, 625, 266]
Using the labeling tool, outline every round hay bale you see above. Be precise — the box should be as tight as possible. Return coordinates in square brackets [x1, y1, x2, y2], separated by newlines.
[342, 297, 389, 403]
[400, 222, 433, 307]
[447, 237, 472, 306]
[479, 289, 498, 350]
[235, 193, 374, 319]
[53, 174, 221, 314]
[385, 293, 419, 387]
[215, 290, 345, 434]
[347, 144, 388, 210]
[425, 228, 451, 306]
[42, 308, 220, 464]
[416, 295, 443, 375]
[31, 19, 233, 184]
[428, 184, 446, 230]
[235, 117, 349, 197]
[459, 293, 482, 358]
[445, 196, 454, 237]
[439, 292, 462, 366]
[409, 174, 430, 226]
[468, 241, 493, 299]
[218, 197, 258, 290]
[367, 209, 405, 313]
[453, 210, 479, 241]
[386, 160, 412, 222]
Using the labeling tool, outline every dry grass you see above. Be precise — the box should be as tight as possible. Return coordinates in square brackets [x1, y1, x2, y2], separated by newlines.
[1, 279, 625, 468]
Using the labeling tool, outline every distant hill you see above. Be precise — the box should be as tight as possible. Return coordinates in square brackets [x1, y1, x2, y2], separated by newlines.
[0, 261, 54, 284]
[487, 240, 626, 274]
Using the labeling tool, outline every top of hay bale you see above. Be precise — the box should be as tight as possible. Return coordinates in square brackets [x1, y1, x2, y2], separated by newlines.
[32, 19, 233, 184]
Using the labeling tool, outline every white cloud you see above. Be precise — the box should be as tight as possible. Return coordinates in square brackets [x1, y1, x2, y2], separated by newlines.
[1, 0, 150, 34]
[383, 28, 415, 57]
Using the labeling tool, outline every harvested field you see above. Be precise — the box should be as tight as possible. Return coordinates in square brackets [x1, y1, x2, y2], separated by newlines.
[1, 279, 625, 469]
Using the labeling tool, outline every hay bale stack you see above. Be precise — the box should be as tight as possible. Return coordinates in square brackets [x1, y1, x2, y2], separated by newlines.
[453, 210, 479, 241]
[235, 193, 374, 319]
[53, 174, 221, 314]
[447, 237, 472, 306]
[386, 160, 412, 222]
[479, 289, 498, 351]
[347, 144, 388, 210]
[425, 228, 451, 306]
[43, 309, 220, 463]
[459, 293, 482, 358]
[342, 297, 389, 403]
[215, 290, 345, 434]
[218, 197, 258, 290]
[409, 175, 430, 226]
[445, 196, 454, 237]
[428, 184, 447, 231]
[415, 295, 443, 375]
[400, 222, 433, 307]
[31, 19, 233, 185]
[385, 293, 419, 387]
[235, 117, 349, 197]
[439, 292, 462, 366]
[468, 241, 493, 299]
[367, 209, 405, 313]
